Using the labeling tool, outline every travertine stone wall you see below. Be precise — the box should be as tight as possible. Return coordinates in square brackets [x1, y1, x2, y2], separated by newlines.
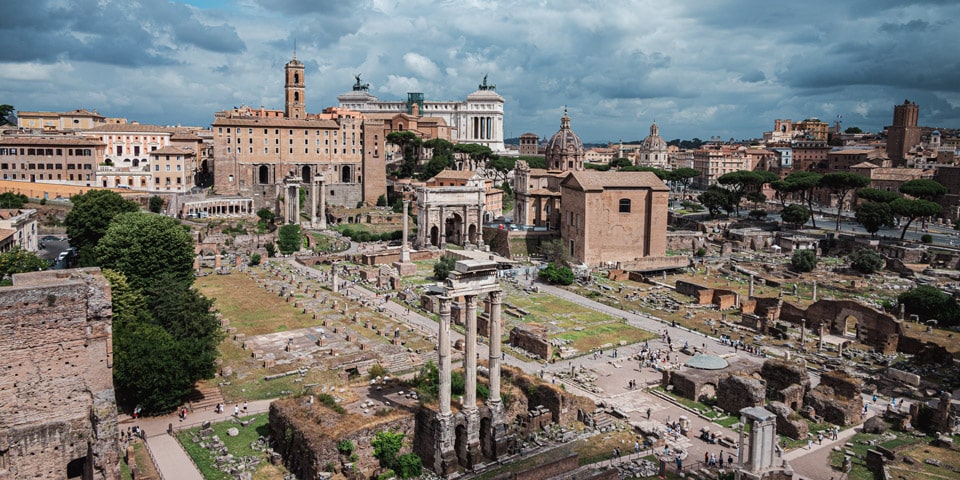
[0, 268, 120, 480]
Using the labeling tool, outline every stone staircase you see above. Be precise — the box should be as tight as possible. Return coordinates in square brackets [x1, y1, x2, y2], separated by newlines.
[187, 385, 224, 413]
[382, 352, 421, 375]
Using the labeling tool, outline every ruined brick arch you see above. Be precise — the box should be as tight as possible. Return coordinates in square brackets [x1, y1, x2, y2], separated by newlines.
[780, 299, 905, 354]
[195, 243, 220, 256]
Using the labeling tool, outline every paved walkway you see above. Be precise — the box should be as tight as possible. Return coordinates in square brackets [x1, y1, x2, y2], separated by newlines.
[121, 399, 274, 480]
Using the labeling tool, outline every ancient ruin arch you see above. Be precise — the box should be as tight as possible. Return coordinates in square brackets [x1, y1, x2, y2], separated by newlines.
[454, 423, 469, 468]
[258, 165, 270, 184]
[479, 415, 493, 458]
[468, 224, 478, 244]
[414, 180, 486, 249]
[699, 383, 718, 404]
[301, 165, 311, 183]
[445, 213, 463, 245]
[842, 314, 858, 338]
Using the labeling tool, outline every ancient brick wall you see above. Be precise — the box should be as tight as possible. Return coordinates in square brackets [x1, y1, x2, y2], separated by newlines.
[0, 268, 120, 480]
[761, 360, 810, 402]
[514, 453, 579, 480]
[509, 326, 552, 360]
[269, 398, 415, 480]
[819, 370, 863, 400]
[717, 375, 765, 414]
[675, 280, 713, 304]
[779, 299, 903, 354]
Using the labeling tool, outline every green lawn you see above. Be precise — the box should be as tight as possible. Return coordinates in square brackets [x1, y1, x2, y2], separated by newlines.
[177, 414, 283, 480]
[827, 431, 929, 480]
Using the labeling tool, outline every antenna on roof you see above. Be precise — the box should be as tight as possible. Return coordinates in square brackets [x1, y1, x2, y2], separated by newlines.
[293, 39, 297, 59]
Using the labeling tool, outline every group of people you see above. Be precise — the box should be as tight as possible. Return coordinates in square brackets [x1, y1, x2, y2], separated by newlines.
[215, 402, 247, 416]
[704, 451, 733, 468]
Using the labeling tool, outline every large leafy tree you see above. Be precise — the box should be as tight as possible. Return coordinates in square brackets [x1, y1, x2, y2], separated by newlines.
[783, 171, 822, 227]
[667, 167, 701, 194]
[487, 155, 516, 185]
[819, 172, 870, 231]
[855, 201, 895, 235]
[856, 188, 900, 204]
[0, 104, 14, 125]
[0, 247, 48, 281]
[387, 131, 422, 178]
[277, 224, 302, 254]
[717, 170, 777, 216]
[849, 249, 884, 274]
[781, 204, 811, 229]
[113, 320, 194, 413]
[890, 198, 941, 240]
[699, 186, 736, 218]
[65, 190, 139, 266]
[898, 285, 960, 326]
[899, 179, 946, 200]
[791, 249, 817, 273]
[94, 212, 194, 291]
[0, 192, 28, 208]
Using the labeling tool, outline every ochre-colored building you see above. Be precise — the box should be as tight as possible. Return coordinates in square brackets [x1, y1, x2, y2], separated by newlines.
[211, 56, 385, 210]
[559, 171, 669, 267]
[0, 135, 104, 185]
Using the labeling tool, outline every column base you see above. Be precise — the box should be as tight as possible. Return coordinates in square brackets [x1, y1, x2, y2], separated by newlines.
[393, 261, 417, 277]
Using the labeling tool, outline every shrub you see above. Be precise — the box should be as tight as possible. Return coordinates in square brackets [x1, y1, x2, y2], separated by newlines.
[249, 253, 261, 266]
[368, 363, 388, 379]
[849, 248, 883, 274]
[791, 249, 817, 273]
[433, 256, 456, 280]
[748, 209, 768, 220]
[376, 194, 388, 207]
[337, 439, 355, 455]
[539, 263, 574, 285]
[396, 453, 423, 478]
[277, 224, 302, 254]
[921, 233, 933, 243]
[149, 195, 163, 213]
[264, 242, 276, 257]
[695, 247, 707, 257]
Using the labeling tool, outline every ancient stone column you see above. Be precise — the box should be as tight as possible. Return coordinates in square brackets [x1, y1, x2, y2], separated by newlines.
[749, 275, 755, 297]
[464, 294, 478, 411]
[800, 318, 806, 351]
[812, 281, 818, 302]
[318, 174, 326, 229]
[818, 322, 825, 351]
[488, 290, 503, 406]
[401, 200, 411, 262]
[438, 206, 446, 249]
[310, 176, 318, 226]
[438, 296, 453, 416]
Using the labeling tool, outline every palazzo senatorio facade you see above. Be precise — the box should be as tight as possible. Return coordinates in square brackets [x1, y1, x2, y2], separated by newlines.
[211, 56, 378, 210]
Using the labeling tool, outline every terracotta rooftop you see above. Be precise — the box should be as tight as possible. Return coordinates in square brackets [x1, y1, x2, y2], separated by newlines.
[211, 117, 339, 129]
[562, 170, 668, 191]
[84, 124, 175, 133]
[0, 135, 105, 146]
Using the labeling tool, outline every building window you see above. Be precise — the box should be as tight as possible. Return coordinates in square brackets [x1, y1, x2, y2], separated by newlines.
[619, 199, 631, 213]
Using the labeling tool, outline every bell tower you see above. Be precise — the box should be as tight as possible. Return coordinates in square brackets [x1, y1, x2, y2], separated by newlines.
[285, 55, 306, 119]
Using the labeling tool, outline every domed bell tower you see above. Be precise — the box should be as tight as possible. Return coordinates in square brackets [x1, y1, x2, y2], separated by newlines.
[285, 56, 306, 119]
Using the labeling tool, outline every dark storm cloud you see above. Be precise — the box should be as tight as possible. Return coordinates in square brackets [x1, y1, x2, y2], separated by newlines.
[879, 19, 933, 34]
[739, 70, 766, 83]
[0, 0, 245, 65]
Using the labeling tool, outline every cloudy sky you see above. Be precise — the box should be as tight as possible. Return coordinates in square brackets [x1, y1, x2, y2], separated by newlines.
[2, 0, 958, 143]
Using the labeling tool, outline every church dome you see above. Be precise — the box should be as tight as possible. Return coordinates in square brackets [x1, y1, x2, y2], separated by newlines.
[640, 123, 668, 151]
[545, 108, 584, 171]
